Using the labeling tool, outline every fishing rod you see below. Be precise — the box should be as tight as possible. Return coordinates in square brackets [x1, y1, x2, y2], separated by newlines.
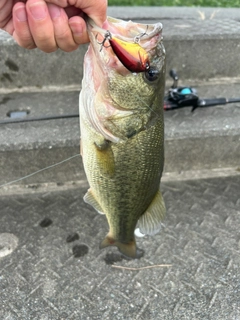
[1, 69, 240, 125]
[164, 69, 240, 111]
[0, 113, 79, 125]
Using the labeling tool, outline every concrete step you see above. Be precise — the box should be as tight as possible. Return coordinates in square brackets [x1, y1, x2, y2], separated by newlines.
[0, 80, 239, 190]
[1, 7, 240, 189]
[1, 7, 240, 90]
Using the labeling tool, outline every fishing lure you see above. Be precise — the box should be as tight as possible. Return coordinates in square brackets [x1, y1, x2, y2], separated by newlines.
[97, 30, 150, 73]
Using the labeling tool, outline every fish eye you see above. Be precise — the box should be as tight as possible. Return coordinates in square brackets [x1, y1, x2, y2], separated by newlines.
[145, 66, 159, 82]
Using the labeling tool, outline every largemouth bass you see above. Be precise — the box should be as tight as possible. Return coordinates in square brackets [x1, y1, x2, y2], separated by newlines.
[80, 17, 166, 259]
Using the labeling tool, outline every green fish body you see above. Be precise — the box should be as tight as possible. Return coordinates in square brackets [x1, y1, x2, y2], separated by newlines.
[80, 17, 166, 259]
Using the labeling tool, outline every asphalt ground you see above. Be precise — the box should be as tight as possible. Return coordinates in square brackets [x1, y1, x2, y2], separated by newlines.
[0, 175, 240, 319]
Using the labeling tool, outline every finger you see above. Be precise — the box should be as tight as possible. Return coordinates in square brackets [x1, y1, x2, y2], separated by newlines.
[45, 0, 107, 27]
[2, 18, 14, 35]
[64, 6, 83, 19]
[48, 3, 79, 52]
[82, 0, 107, 27]
[26, 0, 57, 53]
[12, 2, 36, 49]
[69, 16, 89, 45]
[0, 0, 12, 29]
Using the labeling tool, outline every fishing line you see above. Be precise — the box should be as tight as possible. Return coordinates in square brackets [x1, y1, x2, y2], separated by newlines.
[134, 91, 160, 119]
[0, 113, 79, 125]
[0, 154, 80, 189]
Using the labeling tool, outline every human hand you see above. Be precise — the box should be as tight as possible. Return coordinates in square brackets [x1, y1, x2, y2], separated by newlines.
[0, 0, 107, 52]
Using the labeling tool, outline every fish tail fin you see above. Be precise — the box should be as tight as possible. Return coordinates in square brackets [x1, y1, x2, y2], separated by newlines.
[100, 235, 143, 259]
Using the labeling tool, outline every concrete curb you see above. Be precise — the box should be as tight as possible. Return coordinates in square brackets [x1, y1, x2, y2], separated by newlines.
[1, 7, 240, 89]
[0, 81, 239, 188]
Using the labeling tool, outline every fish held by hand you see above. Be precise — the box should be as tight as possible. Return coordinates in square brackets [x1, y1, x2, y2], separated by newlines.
[80, 16, 166, 259]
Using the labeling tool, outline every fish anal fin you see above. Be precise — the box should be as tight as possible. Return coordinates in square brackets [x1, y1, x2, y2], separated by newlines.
[83, 189, 105, 215]
[100, 234, 143, 259]
[138, 190, 166, 236]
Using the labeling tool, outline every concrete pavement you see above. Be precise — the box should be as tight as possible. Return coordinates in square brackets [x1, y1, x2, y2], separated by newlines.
[0, 175, 240, 319]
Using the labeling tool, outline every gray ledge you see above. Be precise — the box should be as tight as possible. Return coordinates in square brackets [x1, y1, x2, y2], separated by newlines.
[1, 7, 240, 89]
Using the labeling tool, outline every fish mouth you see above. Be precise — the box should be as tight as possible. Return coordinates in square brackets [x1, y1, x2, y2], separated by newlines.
[87, 17, 163, 74]
[87, 17, 163, 46]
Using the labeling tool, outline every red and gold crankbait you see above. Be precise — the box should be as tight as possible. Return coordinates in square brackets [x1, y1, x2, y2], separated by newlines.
[109, 36, 150, 73]
[98, 30, 150, 73]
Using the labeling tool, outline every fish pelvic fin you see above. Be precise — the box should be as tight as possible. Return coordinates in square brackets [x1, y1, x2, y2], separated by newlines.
[100, 234, 144, 259]
[83, 189, 105, 215]
[138, 190, 166, 236]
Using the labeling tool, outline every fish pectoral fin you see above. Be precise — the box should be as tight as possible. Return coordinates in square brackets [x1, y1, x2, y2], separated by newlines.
[83, 189, 105, 215]
[138, 190, 166, 236]
[94, 138, 115, 177]
[100, 235, 144, 259]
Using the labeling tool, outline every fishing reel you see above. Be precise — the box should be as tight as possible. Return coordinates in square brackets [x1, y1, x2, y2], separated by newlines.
[164, 69, 238, 111]
[164, 69, 198, 110]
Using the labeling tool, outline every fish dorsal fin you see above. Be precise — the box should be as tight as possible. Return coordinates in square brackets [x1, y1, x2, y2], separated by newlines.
[138, 190, 166, 235]
[83, 189, 105, 215]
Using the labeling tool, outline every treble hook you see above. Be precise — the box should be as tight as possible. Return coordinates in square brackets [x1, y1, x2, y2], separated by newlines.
[134, 25, 149, 44]
[96, 30, 112, 52]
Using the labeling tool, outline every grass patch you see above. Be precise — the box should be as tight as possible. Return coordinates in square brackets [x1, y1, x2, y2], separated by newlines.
[108, 0, 240, 7]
